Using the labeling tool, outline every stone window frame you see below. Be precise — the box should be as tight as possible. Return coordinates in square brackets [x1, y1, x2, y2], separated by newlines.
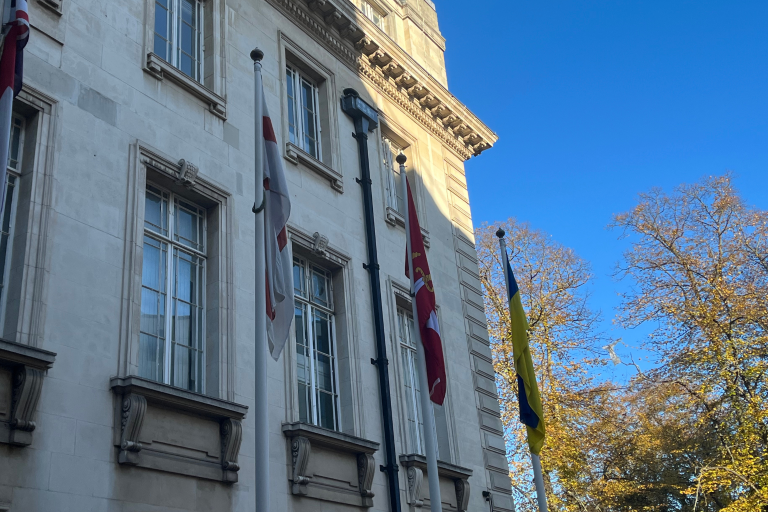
[376, 117, 430, 246]
[141, 0, 227, 120]
[279, 32, 343, 192]
[387, 277, 455, 464]
[0, 86, 57, 348]
[119, 141, 235, 401]
[284, 225, 366, 438]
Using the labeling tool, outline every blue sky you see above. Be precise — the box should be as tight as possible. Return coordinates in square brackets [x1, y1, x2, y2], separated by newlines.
[438, 1, 768, 379]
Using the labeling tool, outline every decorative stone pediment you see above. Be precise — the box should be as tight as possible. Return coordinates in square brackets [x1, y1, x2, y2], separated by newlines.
[264, 0, 497, 161]
[110, 376, 247, 483]
[400, 454, 472, 512]
[0, 338, 56, 447]
[282, 422, 380, 508]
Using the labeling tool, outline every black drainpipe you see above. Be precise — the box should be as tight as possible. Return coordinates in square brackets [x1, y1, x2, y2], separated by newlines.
[341, 88, 402, 512]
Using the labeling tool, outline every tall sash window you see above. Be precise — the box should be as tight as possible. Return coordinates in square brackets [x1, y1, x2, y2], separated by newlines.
[382, 137, 405, 214]
[140, 184, 207, 393]
[0, 115, 24, 331]
[154, 0, 204, 82]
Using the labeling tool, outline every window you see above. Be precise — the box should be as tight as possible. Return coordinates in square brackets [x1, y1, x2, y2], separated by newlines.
[286, 65, 322, 160]
[382, 137, 405, 214]
[154, 0, 203, 82]
[140, 183, 207, 393]
[294, 257, 340, 431]
[0, 115, 23, 332]
[361, 0, 384, 30]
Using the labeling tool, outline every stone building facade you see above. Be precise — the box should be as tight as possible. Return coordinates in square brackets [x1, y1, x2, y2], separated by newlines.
[0, 0, 514, 510]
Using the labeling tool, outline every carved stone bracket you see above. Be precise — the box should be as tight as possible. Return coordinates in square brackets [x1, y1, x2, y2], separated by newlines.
[221, 418, 243, 482]
[0, 338, 56, 447]
[290, 436, 312, 494]
[176, 159, 199, 187]
[455, 477, 470, 512]
[118, 394, 147, 465]
[407, 465, 424, 507]
[282, 422, 380, 508]
[312, 232, 330, 256]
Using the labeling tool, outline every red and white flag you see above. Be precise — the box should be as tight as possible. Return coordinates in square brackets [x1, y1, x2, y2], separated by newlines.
[405, 179, 447, 405]
[0, 0, 28, 213]
[261, 92, 294, 360]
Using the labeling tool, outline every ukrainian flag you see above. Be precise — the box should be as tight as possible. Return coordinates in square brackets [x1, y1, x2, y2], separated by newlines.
[505, 255, 546, 455]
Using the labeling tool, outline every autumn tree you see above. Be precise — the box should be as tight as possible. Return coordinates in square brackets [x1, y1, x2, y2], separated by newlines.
[612, 174, 768, 510]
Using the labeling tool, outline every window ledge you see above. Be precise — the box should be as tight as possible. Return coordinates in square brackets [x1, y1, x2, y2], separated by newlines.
[385, 206, 430, 247]
[0, 338, 57, 447]
[399, 453, 472, 511]
[109, 376, 247, 483]
[282, 422, 379, 507]
[144, 53, 227, 120]
[37, 0, 63, 15]
[285, 142, 343, 192]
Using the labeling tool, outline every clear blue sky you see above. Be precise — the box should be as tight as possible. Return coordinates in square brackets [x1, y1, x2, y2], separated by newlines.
[438, 1, 768, 377]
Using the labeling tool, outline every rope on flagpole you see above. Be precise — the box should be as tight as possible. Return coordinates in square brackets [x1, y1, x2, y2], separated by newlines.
[496, 229, 549, 512]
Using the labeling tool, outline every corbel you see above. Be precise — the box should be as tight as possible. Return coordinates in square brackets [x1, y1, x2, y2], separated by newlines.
[452, 123, 472, 137]
[312, 232, 329, 256]
[406, 466, 424, 506]
[472, 141, 491, 155]
[221, 419, 243, 482]
[382, 61, 404, 78]
[419, 94, 439, 108]
[118, 394, 147, 465]
[369, 49, 392, 67]
[290, 436, 312, 495]
[355, 36, 379, 55]
[357, 453, 376, 506]
[396, 73, 417, 88]
[463, 133, 482, 146]
[324, 10, 342, 27]
[430, 104, 451, 119]
[176, 159, 199, 187]
[9, 367, 44, 446]
[407, 84, 429, 99]
[307, 0, 327, 12]
[340, 22, 362, 40]
[442, 114, 461, 128]
[455, 478, 470, 512]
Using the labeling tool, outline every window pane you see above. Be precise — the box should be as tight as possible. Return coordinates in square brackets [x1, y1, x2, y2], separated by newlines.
[8, 118, 22, 171]
[313, 310, 331, 355]
[154, 1, 170, 60]
[140, 236, 168, 384]
[172, 343, 192, 390]
[181, 23, 193, 55]
[295, 302, 311, 423]
[139, 333, 163, 382]
[317, 391, 336, 430]
[286, 68, 297, 145]
[0, 176, 17, 301]
[293, 259, 306, 298]
[175, 199, 204, 252]
[180, 53, 193, 78]
[145, 185, 168, 236]
[301, 81, 317, 157]
[181, 0, 194, 24]
[311, 269, 329, 308]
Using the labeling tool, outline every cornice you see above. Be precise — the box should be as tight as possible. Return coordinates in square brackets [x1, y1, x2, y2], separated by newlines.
[266, 0, 497, 161]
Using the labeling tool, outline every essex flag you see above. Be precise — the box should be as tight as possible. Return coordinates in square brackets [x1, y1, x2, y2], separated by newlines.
[503, 250, 546, 455]
[0, 0, 28, 213]
[404, 178, 446, 405]
[260, 89, 294, 360]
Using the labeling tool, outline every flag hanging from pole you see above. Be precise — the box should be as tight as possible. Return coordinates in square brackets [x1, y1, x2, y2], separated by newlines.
[0, 0, 29, 213]
[404, 178, 446, 405]
[503, 251, 546, 455]
[260, 89, 294, 360]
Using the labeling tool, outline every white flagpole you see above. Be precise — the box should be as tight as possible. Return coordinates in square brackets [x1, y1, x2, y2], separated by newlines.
[496, 229, 548, 512]
[251, 48, 270, 512]
[399, 155, 442, 512]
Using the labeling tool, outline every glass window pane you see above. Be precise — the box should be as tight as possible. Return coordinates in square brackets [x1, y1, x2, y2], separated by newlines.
[314, 310, 331, 354]
[172, 343, 192, 389]
[140, 236, 168, 384]
[175, 200, 203, 251]
[317, 391, 336, 430]
[8, 119, 22, 171]
[181, 23, 193, 55]
[286, 68, 297, 145]
[139, 333, 163, 382]
[0, 177, 16, 295]
[311, 269, 328, 307]
[145, 185, 168, 236]
[315, 353, 333, 392]
[181, 0, 194, 24]
[180, 53, 193, 78]
[293, 260, 306, 297]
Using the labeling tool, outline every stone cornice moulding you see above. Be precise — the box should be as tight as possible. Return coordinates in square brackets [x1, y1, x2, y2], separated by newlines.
[265, 0, 497, 161]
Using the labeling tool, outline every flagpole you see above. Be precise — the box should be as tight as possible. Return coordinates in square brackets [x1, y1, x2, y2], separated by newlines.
[496, 229, 548, 512]
[251, 48, 270, 512]
[399, 154, 442, 512]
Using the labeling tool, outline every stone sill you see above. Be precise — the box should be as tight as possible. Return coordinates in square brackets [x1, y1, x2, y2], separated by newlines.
[144, 53, 227, 120]
[284, 142, 343, 192]
[110, 376, 247, 420]
[384, 206, 430, 247]
[0, 338, 57, 447]
[0, 338, 56, 370]
[110, 376, 247, 483]
[400, 453, 472, 511]
[37, 0, 63, 15]
[282, 421, 379, 454]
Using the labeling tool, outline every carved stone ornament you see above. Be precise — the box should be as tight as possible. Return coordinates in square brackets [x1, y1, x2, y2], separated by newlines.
[221, 418, 243, 482]
[312, 232, 329, 256]
[291, 436, 312, 495]
[9, 367, 44, 446]
[118, 394, 147, 465]
[177, 159, 199, 187]
[357, 453, 376, 504]
[455, 478, 470, 512]
[407, 465, 424, 507]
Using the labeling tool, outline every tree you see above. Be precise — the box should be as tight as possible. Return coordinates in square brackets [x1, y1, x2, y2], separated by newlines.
[611, 174, 768, 510]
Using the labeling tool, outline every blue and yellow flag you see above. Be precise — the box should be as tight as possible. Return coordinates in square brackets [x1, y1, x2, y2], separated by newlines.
[504, 254, 546, 455]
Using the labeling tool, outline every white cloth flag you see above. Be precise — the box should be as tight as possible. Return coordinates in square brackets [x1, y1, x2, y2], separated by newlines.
[0, 0, 29, 213]
[260, 93, 294, 360]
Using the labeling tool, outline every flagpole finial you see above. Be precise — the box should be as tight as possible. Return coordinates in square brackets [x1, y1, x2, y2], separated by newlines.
[250, 48, 264, 62]
[396, 153, 407, 165]
[496, 228, 506, 238]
